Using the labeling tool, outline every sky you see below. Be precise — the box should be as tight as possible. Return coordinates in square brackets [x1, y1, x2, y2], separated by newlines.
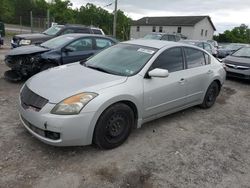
[70, 0, 250, 34]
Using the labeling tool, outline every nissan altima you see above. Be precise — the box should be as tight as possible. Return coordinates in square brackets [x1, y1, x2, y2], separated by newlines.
[18, 39, 226, 149]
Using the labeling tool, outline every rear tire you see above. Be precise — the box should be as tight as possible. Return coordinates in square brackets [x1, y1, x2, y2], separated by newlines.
[200, 82, 219, 109]
[93, 103, 134, 149]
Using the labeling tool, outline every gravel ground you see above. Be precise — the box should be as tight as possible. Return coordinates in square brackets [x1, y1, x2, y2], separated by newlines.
[0, 43, 250, 188]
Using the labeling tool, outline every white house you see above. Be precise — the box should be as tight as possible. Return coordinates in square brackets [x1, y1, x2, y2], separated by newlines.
[130, 16, 216, 40]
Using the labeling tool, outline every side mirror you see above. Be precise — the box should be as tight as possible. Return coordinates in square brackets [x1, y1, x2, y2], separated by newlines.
[148, 68, 169, 78]
[63, 46, 74, 53]
[216, 58, 223, 63]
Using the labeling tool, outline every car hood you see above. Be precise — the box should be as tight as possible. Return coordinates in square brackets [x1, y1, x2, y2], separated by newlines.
[7, 45, 50, 56]
[25, 63, 127, 103]
[15, 33, 52, 40]
[225, 56, 250, 66]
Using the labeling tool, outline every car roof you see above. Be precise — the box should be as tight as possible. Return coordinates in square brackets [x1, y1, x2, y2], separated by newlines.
[123, 39, 191, 49]
[61, 33, 114, 40]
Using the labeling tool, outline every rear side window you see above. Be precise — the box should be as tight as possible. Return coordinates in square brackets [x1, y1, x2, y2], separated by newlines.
[168, 35, 176, 41]
[204, 53, 211, 65]
[95, 38, 113, 50]
[152, 47, 184, 72]
[184, 47, 206, 68]
[92, 29, 103, 35]
[161, 35, 168, 41]
[67, 38, 93, 51]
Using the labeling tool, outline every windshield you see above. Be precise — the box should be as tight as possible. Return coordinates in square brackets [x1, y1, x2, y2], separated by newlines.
[41, 35, 74, 49]
[85, 43, 157, 76]
[43, 25, 63, 36]
[232, 47, 250, 58]
[225, 44, 245, 51]
[144, 34, 162, 40]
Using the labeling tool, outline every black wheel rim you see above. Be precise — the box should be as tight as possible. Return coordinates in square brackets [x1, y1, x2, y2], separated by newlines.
[104, 112, 128, 143]
[206, 86, 216, 106]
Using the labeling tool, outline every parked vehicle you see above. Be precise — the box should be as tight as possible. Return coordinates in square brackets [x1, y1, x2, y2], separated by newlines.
[143, 33, 181, 42]
[180, 40, 217, 56]
[11, 24, 105, 48]
[207, 40, 219, 49]
[0, 34, 3, 47]
[5, 34, 117, 81]
[18, 39, 226, 149]
[217, 43, 248, 58]
[223, 47, 250, 79]
[0, 21, 5, 47]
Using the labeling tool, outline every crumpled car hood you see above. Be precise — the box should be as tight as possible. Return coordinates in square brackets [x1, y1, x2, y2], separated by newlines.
[7, 45, 50, 56]
[25, 62, 127, 103]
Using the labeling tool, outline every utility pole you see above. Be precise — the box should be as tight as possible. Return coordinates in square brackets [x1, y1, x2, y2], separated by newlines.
[47, 9, 50, 29]
[113, 0, 118, 37]
[30, 11, 33, 33]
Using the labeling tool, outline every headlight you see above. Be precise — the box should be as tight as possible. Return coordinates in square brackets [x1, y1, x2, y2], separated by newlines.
[19, 39, 31, 45]
[51, 92, 98, 115]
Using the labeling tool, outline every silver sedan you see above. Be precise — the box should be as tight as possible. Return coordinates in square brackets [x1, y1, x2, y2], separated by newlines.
[18, 39, 226, 149]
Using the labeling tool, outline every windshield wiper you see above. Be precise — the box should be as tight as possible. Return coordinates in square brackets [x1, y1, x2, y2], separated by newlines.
[85, 65, 112, 74]
[39, 44, 50, 49]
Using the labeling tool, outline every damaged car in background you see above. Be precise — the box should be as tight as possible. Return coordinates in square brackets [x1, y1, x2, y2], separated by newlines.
[4, 34, 117, 81]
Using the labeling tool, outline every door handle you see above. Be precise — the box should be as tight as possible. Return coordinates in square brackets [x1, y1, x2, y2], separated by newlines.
[178, 78, 185, 84]
[207, 70, 213, 74]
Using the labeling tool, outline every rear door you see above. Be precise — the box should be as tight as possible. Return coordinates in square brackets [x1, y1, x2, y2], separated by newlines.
[62, 37, 95, 64]
[143, 47, 188, 118]
[183, 47, 213, 103]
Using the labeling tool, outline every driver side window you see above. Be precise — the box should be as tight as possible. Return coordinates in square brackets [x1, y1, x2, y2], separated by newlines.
[67, 38, 93, 52]
[151, 47, 184, 72]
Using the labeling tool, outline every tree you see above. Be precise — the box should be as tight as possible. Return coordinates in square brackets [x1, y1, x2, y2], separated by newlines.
[214, 24, 250, 43]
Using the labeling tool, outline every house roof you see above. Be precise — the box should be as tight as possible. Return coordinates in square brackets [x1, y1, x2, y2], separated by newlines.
[132, 16, 216, 31]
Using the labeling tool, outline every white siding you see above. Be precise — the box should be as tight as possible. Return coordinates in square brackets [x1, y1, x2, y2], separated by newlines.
[193, 17, 214, 40]
[130, 25, 195, 39]
[130, 17, 215, 40]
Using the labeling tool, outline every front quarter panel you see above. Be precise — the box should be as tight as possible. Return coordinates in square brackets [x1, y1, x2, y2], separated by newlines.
[80, 75, 144, 144]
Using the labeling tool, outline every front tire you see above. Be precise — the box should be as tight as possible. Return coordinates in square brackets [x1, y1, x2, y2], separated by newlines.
[93, 103, 134, 149]
[200, 82, 219, 108]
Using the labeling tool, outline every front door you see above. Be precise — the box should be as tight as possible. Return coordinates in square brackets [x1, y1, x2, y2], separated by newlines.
[62, 37, 95, 64]
[143, 47, 188, 118]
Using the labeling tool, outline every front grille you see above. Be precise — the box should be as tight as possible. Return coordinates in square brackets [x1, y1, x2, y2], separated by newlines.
[226, 63, 250, 70]
[20, 85, 48, 111]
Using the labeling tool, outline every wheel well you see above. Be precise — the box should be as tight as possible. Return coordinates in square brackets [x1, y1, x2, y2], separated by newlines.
[114, 100, 138, 129]
[213, 79, 222, 95]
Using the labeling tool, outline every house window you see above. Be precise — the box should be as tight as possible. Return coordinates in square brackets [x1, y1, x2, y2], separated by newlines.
[159, 26, 163, 32]
[205, 30, 208, 36]
[152, 26, 156, 32]
[177, 27, 182, 33]
[201, 29, 204, 36]
[136, 26, 140, 32]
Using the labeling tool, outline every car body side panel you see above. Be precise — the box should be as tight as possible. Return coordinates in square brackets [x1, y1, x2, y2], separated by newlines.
[143, 70, 188, 119]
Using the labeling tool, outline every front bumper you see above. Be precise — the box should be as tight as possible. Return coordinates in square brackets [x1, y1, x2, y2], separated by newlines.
[225, 66, 250, 80]
[18, 100, 97, 146]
